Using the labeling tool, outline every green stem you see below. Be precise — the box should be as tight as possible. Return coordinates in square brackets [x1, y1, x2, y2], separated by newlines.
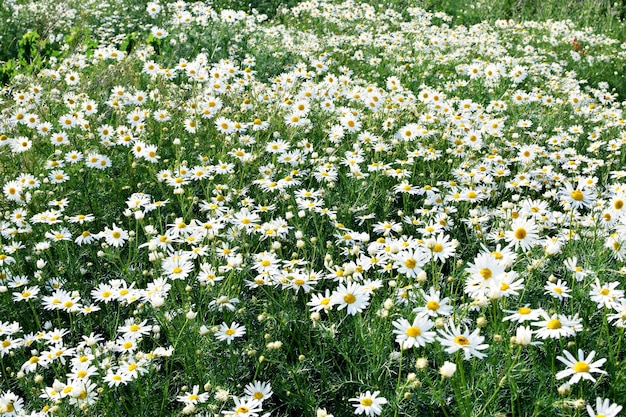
[475, 345, 522, 417]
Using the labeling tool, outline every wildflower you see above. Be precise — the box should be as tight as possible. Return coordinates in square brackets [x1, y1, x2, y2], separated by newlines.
[12, 286, 40, 302]
[244, 380, 273, 402]
[586, 397, 623, 417]
[532, 313, 582, 339]
[560, 181, 596, 210]
[307, 289, 333, 314]
[394, 248, 428, 278]
[563, 257, 590, 281]
[177, 385, 209, 405]
[555, 349, 607, 384]
[438, 322, 489, 360]
[349, 390, 387, 416]
[331, 282, 370, 316]
[514, 325, 541, 346]
[502, 305, 544, 323]
[216, 322, 246, 344]
[504, 218, 539, 251]
[104, 369, 131, 387]
[439, 361, 457, 378]
[589, 279, 624, 309]
[544, 279, 572, 300]
[100, 224, 129, 247]
[392, 316, 436, 349]
[225, 397, 263, 417]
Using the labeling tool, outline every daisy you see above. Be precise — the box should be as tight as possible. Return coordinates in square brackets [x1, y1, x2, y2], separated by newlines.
[425, 233, 457, 262]
[243, 380, 273, 402]
[331, 282, 370, 316]
[544, 279, 572, 300]
[560, 181, 596, 210]
[586, 397, 623, 417]
[104, 369, 131, 387]
[589, 279, 624, 309]
[349, 390, 387, 416]
[555, 349, 607, 384]
[100, 224, 128, 247]
[608, 299, 626, 328]
[216, 322, 246, 344]
[392, 316, 436, 349]
[413, 287, 453, 318]
[177, 385, 210, 405]
[438, 322, 489, 360]
[12, 286, 40, 302]
[225, 397, 263, 417]
[532, 313, 582, 339]
[394, 248, 428, 278]
[307, 289, 333, 314]
[502, 305, 545, 323]
[504, 218, 540, 252]
[563, 256, 590, 281]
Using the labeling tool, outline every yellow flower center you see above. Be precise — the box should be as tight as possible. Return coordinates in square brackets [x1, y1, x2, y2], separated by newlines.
[514, 228, 527, 240]
[253, 392, 264, 400]
[600, 288, 610, 296]
[173, 267, 182, 274]
[432, 243, 444, 253]
[570, 190, 584, 201]
[406, 326, 421, 337]
[546, 319, 562, 329]
[405, 258, 417, 269]
[360, 398, 373, 406]
[480, 268, 492, 280]
[518, 307, 531, 315]
[112, 231, 121, 239]
[573, 361, 590, 373]
[344, 294, 356, 304]
[454, 335, 470, 346]
[427, 301, 440, 311]
[225, 329, 236, 336]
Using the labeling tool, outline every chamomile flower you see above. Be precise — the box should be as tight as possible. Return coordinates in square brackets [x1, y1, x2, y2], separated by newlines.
[100, 224, 129, 248]
[331, 282, 370, 316]
[589, 279, 624, 309]
[225, 397, 263, 417]
[532, 312, 582, 339]
[216, 322, 246, 344]
[586, 397, 623, 417]
[349, 390, 387, 416]
[504, 218, 540, 251]
[177, 385, 209, 405]
[438, 322, 489, 360]
[244, 380, 273, 402]
[392, 316, 436, 349]
[555, 349, 607, 384]
[544, 279, 572, 300]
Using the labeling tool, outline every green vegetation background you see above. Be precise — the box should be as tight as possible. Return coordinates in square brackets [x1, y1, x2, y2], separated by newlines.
[1, 0, 625, 96]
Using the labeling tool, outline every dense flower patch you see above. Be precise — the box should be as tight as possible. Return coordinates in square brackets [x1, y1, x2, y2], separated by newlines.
[1, 0, 626, 416]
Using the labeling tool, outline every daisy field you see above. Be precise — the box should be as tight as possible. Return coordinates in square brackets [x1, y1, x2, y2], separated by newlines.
[1, 0, 626, 416]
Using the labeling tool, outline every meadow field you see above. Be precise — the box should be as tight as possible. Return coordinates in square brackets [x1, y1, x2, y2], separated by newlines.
[2, 0, 626, 416]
